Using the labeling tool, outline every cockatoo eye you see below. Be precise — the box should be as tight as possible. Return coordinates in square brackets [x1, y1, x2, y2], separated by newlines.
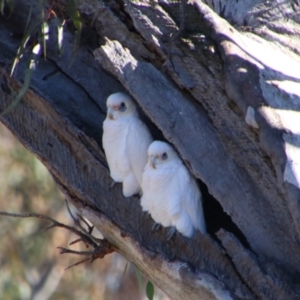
[119, 102, 127, 112]
[162, 152, 168, 160]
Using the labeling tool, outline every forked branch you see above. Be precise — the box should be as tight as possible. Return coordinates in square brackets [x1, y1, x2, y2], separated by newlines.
[0, 202, 116, 269]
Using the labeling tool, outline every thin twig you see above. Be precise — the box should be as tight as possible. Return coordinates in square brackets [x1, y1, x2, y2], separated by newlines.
[65, 257, 92, 270]
[0, 211, 98, 248]
[58, 247, 95, 256]
[69, 238, 87, 246]
[65, 199, 85, 231]
[0, 203, 116, 270]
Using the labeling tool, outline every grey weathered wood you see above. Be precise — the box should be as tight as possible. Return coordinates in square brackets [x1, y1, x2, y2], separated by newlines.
[94, 33, 299, 269]
[218, 230, 300, 300]
[1, 0, 300, 298]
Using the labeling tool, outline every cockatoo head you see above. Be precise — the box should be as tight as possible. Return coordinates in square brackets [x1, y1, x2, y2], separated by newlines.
[106, 93, 138, 120]
[147, 141, 178, 169]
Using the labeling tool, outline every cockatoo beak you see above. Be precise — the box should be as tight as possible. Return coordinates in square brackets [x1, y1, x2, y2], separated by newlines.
[150, 155, 157, 169]
[107, 107, 114, 120]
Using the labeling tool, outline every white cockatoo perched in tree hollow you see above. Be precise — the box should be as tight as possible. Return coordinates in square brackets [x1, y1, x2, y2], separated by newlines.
[103, 92, 153, 197]
[141, 141, 206, 239]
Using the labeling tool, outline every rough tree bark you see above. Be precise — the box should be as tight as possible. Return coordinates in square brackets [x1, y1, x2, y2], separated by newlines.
[1, 0, 300, 299]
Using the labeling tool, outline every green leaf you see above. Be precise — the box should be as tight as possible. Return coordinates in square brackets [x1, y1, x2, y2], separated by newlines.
[135, 267, 143, 294]
[0, 0, 5, 15]
[0, 0, 15, 16]
[6, 0, 15, 16]
[32, 43, 41, 55]
[24, 1, 33, 33]
[122, 262, 128, 278]
[41, 20, 49, 59]
[39, 0, 48, 59]
[66, 0, 82, 53]
[57, 19, 64, 55]
[10, 18, 41, 76]
[2, 44, 40, 116]
[146, 281, 155, 300]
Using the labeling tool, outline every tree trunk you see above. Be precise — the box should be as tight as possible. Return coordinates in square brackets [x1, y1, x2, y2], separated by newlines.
[1, 0, 300, 299]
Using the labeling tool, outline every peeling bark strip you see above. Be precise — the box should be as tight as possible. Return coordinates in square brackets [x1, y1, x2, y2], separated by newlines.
[192, 0, 300, 244]
[1, 0, 300, 298]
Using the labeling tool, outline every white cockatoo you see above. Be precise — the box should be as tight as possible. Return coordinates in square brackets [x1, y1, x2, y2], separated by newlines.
[141, 141, 206, 239]
[102, 92, 153, 197]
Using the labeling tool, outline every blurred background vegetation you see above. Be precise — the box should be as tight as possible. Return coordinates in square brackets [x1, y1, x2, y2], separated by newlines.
[0, 123, 168, 300]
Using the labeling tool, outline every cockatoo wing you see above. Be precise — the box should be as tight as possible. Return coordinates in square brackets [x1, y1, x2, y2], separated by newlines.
[102, 118, 131, 182]
[127, 118, 153, 188]
[141, 165, 173, 226]
[141, 160, 205, 237]
[122, 172, 140, 197]
[178, 165, 206, 234]
[157, 168, 194, 237]
[140, 164, 153, 212]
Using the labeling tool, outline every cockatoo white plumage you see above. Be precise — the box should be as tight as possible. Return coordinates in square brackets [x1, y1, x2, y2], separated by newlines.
[141, 141, 206, 239]
[102, 92, 153, 197]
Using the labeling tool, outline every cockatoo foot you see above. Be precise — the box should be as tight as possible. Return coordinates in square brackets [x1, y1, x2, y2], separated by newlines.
[151, 222, 162, 232]
[167, 227, 176, 241]
[109, 181, 116, 189]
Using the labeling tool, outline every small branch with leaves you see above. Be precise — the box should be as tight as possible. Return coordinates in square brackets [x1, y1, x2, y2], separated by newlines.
[0, 200, 116, 269]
